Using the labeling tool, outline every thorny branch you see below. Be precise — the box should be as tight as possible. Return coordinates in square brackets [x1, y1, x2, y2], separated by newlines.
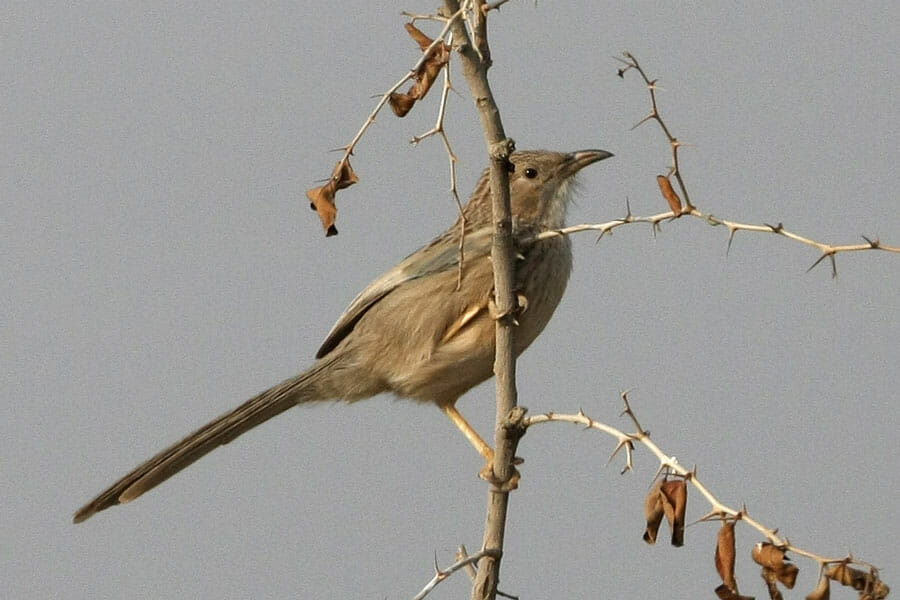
[413, 545, 518, 600]
[413, 548, 501, 600]
[524, 393, 888, 598]
[337, 8, 463, 166]
[441, 3, 521, 600]
[532, 203, 899, 277]
[538, 52, 899, 277]
[307, 20, 896, 595]
[306, 8, 465, 236]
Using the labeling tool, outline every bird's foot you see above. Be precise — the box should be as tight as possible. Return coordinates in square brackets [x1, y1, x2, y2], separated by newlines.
[478, 455, 523, 492]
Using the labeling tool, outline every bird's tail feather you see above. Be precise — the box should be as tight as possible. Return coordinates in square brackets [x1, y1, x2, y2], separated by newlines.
[73, 358, 336, 523]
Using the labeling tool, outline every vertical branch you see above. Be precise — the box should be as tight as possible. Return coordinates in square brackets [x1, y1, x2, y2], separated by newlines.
[442, 2, 517, 600]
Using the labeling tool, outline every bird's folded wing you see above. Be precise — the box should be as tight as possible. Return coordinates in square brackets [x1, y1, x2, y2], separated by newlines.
[316, 226, 493, 358]
[440, 302, 488, 344]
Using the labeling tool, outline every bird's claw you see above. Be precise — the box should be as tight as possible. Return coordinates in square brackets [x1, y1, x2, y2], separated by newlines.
[478, 456, 523, 492]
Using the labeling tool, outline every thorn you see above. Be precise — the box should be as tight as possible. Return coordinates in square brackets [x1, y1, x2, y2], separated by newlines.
[630, 114, 655, 130]
[764, 222, 784, 233]
[456, 544, 468, 560]
[607, 439, 628, 465]
[806, 251, 837, 277]
[652, 462, 667, 483]
[806, 253, 829, 273]
[861, 234, 880, 248]
[692, 510, 722, 525]
[726, 227, 737, 256]
[625, 197, 633, 219]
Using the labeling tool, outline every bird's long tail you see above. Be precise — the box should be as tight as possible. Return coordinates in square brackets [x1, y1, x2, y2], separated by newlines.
[73, 358, 337, 523]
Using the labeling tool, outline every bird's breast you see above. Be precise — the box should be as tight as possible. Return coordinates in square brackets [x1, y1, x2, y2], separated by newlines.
[513, 235, 573, 355]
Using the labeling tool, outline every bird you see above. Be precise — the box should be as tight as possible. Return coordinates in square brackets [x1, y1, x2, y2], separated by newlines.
[73, 148, 612, 523]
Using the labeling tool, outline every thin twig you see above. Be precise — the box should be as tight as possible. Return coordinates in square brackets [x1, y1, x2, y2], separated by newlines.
[327, 7, 467, 178]
[616, 52, 693, 211]
[533, 52, 900, 276]
[443, 2, 520, 600]
[413, 548, 501, 600]
[524, 394, 885, 577]
[531, 205, 899, 276]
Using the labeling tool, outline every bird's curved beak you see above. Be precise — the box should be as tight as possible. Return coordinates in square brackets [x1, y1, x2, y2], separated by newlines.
[561, 149, 614, 179]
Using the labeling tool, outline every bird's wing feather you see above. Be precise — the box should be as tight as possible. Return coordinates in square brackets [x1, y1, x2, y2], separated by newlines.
[316, 227, 493, 358]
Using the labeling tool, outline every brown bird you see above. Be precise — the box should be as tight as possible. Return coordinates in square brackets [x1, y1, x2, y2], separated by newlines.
[74, 148, 612, 523]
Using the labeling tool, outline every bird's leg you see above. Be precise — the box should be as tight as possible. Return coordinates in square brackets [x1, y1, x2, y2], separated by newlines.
[441, 404, 494, 461]
[441, 404, 521, 490]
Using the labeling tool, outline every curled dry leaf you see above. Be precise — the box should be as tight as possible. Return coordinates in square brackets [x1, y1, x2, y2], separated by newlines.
[752, 543, 798, 589]
[642, 478, 665, 545]
[389, 23, 451, 117]
[657, 174, 682, 214]
[715, 520, 738, 592]
[306, 159, 359, 237]
[388, 93, 417, 117]
[805, 575, 830, 600]
[660, 478, 687, 547]
[714, 583, 755, 600]
[761, 567, 785, 600]
[826, 564, 890, 599]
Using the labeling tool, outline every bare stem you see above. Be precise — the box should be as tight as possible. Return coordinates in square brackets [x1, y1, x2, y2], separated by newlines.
[443, 1, 518, 599]
[413, 548, 501, 600]
[326, 7, 466, 177]
[536, 52, 900, 277]
[524, 395, 884, 578]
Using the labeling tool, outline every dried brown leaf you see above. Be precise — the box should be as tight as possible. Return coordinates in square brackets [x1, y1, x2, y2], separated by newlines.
[642, 479, 664, 545]
[715, 520, 738, 591]
[404, 22, 433, 50]
[825, 563, 887, 597]
[752, 543, 798, 590]
[306, 185, 338, 237]
[826, 564, 865, 589]
[660, 479, 687, 547]
[752, 543, 785, 570]
[657, 174, 682, 213]
[777, 564, 799, 589]
[306, 159, 359, 237]
[715, 583, 755, 600]
[389, 23, 451, 118]
[761, 567, 784, 600]
[333, 159, 359, 190]
[388, 92, 417, 117]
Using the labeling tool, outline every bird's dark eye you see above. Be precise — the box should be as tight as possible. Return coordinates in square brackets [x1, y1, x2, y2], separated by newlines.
[524, 167, 538, 179]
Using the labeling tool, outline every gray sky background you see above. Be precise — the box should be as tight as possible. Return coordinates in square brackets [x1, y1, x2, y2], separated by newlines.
[4, 3, 899, 598]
